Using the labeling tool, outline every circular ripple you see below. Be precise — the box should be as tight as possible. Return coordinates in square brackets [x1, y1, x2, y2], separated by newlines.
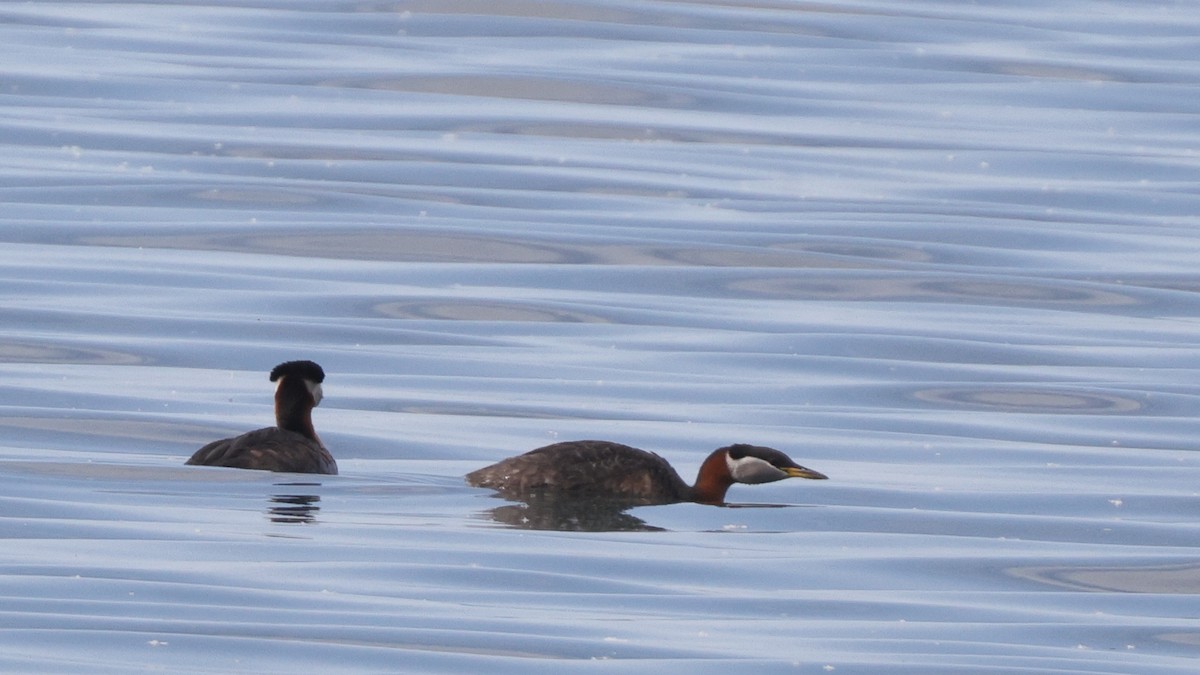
[725, 275, 1138, 306]
[374, 300, 611, 323]
[1009, 563, 1200, 593]
[913, 387, 1143, 413]
[916, 279, 1135, 306]
[0, 342, 144, 365]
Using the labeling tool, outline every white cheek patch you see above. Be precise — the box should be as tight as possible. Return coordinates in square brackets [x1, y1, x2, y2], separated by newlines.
[726, 454, 786, 484]
[276, 376, 323, 406]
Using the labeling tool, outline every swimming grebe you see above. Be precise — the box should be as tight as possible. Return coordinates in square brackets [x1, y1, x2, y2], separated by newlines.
[466, 440, 826, 505]
[186, 360, 337, 475]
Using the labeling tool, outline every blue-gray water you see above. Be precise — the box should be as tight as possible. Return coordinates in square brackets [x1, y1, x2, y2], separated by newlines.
[2, 1, 1199, 672]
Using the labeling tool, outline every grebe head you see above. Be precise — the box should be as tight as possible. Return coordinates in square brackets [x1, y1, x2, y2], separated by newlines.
[723, 444, 828, 484]
[691, 444, 826, 503]
[270, 360, 325, 407]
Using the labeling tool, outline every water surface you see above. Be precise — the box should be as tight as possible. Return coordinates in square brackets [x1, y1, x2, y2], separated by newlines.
[2, 1, 1199, 672]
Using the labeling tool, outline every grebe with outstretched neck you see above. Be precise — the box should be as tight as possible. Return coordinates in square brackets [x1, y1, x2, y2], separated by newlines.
[466, 440, 826, 505]
[186, 360, 337, 475]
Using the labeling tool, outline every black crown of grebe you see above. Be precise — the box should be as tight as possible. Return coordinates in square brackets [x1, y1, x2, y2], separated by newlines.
[186, 360, 337, 475]
[466, 440, 826, 505]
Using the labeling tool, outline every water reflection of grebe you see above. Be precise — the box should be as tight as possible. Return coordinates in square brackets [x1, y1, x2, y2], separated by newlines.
[482, 499, 799, 532]
[186, 360, 337, 475]
[483, 499, 665, 532]
[467, 440, 826, 506]
[268, 493, 321, 524]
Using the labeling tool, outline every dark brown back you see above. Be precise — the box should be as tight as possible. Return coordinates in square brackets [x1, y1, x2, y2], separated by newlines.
[466, 440, 691, 504]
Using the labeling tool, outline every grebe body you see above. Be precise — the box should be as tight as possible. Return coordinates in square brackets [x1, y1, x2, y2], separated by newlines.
[186, 360, 337, 475]
[467, 440, 825, 505]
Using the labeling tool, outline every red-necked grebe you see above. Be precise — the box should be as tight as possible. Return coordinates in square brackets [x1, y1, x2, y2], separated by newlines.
[466, 440, 825, 505]
[186, 360, 337, 475]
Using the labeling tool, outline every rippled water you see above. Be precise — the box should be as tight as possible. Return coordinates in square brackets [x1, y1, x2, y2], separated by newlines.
[3, 1, 1200, 672]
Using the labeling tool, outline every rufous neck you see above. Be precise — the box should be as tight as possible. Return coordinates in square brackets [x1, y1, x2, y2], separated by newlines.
[690, 449, 733, 504]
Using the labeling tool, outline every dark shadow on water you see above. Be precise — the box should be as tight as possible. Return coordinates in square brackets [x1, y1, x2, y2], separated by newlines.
[267, 482, 322, 524]
[481, 496, 664, 532]
[477, 496, 805, 532]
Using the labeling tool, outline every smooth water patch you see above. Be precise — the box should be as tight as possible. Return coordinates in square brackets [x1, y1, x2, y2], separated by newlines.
[3, 455, 1199, 673]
